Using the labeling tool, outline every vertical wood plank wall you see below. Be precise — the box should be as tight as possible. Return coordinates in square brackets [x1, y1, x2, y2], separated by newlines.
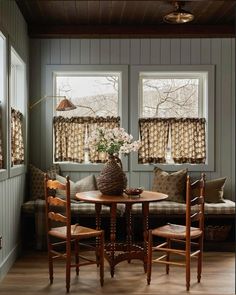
[29, 38, 235, 200]
[0, 0, 28, 280]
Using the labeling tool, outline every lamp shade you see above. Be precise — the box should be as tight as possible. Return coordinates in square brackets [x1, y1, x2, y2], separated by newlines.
[56, 98, 77, 111]
[163, 2, 194, 24]
[29, 95, 77, 111]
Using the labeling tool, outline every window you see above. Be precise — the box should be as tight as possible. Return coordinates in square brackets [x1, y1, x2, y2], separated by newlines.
[10, 47, 26, 167]
[130, 65, 215, 172]
[0, 31, 6, 174]
[140, 74, 203, 118]
[45, 65, 128, 170]
[139, 72, 206, 164]
[55, 75, 119, 118]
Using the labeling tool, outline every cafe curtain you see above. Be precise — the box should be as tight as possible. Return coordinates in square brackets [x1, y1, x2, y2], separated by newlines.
[11, 108, 24, 165]
[139, 117, 206, 164]
[53, 116, 120, 163]
[53, 116, 86, 163]
[138, 118, 169, 163]
[170, 118, 206, 164]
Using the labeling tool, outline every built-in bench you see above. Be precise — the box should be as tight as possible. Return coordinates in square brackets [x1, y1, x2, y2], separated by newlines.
[23, 164, 235, 251]
[22, 198, 235, 251]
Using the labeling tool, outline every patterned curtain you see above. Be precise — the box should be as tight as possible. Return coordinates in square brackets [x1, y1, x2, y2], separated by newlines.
[138, 118, 169, 163]
[0, 105, 3, 169]
[11, 108, 24, 165]
[53, 116, 120, 163]
[87, 117, 120, 163]
[53, 116, 86, 163]
[170, 118, 206, 164]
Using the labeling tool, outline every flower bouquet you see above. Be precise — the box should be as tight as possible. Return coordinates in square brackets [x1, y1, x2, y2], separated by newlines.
[88, 127, 140, 195]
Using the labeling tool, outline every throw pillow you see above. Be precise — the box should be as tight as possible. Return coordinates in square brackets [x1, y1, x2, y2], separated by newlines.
[29, 164, 61, 200]
[152, 168, 187, 202]
[192, 177, 226, 203]
[29, 164, 45, 200]
[47, 164, 61, 180]
[55, 174, 98, 199]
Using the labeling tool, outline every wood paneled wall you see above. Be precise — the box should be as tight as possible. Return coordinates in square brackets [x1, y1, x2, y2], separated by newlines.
[0, 0, 28, 281]
[29, 38, 235, 200]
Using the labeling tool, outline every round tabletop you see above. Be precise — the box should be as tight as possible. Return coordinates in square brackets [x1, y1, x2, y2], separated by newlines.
[75, 190, 168, 204]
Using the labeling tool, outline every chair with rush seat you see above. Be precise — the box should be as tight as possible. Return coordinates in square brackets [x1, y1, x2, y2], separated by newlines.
[147, 173, 205, 291]
[44, 175, 104, 292]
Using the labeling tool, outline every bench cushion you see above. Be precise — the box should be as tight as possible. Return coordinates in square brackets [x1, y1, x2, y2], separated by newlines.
[131, 199, 235, 216]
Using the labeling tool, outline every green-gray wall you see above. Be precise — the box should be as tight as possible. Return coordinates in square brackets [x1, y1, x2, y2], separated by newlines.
[29, 38, 235, 201]
[0, 0, 28, 280]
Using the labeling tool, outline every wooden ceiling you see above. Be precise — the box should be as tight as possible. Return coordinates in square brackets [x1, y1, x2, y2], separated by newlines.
[16, 0, 236, 38]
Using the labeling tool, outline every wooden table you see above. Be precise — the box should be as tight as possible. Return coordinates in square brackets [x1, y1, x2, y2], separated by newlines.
[75, 190, 168, 277]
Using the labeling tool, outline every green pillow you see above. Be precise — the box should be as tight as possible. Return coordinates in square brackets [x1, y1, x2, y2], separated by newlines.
[56, 174, 98, 199]
[152, 168, 187, 203]
[204, 177, 226, 203]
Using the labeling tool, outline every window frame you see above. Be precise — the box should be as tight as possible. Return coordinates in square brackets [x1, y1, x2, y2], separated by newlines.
[9, 46, 27, 178]
[44, 65, 129, 172]
[130, 65, 215, 172]
[0, 30, 8, 181]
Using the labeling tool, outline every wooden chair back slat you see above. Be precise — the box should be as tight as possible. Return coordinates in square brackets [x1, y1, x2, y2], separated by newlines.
[48, 196, 67, 207]
[191, 196, 204, 206]
[47, 179, 66, 190]
[48, 212, 67, 223]
[190, 179, 200, 189]
[191, 211, 203, 222]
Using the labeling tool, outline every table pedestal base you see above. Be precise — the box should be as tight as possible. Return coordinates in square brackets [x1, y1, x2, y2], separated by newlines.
[105, 243, 145, 277]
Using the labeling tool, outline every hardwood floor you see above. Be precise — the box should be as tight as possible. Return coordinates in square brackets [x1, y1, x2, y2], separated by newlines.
[0, 251, 234, 295]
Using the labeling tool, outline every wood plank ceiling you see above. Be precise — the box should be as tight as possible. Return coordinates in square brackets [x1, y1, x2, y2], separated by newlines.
[16, 0, 236, 38]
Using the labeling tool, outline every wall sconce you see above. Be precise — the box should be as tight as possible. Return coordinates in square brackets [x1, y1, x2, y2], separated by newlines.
[29, 95, 77, 111]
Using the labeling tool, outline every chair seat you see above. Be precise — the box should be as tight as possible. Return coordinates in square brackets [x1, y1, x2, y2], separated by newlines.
[49, 224, 102, 239]
[152, 224, 203, 239]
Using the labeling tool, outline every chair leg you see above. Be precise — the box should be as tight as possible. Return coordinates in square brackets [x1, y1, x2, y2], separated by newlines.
[166, 238, 170, 275]
[147, 230, 152, 285]
[74, 239, 79, 276]
[48, 241, 54, 284]
[197, 235, 203, 283]
[100, 231, 104, 287]
[66, 243, 71, 293]
[186, 248, 190, 291]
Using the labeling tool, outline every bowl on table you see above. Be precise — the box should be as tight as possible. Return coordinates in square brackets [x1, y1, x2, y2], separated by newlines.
[123, 187, 144, 196]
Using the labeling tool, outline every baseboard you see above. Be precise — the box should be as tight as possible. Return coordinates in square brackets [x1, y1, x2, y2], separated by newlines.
[0, 243, 21, 282]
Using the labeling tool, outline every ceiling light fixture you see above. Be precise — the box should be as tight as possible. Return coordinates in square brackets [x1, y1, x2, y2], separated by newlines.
[163, 1, 194, 24]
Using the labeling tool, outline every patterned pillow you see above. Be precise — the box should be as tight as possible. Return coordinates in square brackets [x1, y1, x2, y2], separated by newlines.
[29, 164, 45, 200]
[152, 168, 187, 202]
[47, 164, 61, 180]
[56, 174, 98, 199]
[29, 164, 61, 200]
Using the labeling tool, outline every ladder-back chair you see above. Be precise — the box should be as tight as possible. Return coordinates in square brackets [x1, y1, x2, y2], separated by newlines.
[44, 174, 104, 292]
[147, 173, 205, 291]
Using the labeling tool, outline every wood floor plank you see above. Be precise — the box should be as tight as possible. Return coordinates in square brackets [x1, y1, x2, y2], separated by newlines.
[0, 251, 234, 294]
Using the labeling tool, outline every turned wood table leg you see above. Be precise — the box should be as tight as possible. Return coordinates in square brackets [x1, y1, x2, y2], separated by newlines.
[142, 202, 149, 273]
[95, 204, 102, 266]
[125, 203, 132, 263]
[110, 203, 117, 278]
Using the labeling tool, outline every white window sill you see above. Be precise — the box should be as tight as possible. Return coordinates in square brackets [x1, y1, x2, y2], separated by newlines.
[0, 169, 8, 181]
[10, 165, 26, 178]
[130, 154, 214, 172]
[56, 158, 129, 173]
